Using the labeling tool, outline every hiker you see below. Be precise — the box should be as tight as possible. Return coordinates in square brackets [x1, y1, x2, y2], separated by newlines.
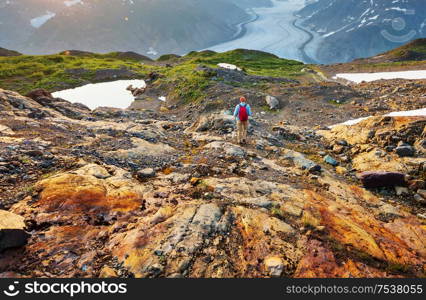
[233, 96, 252, 145]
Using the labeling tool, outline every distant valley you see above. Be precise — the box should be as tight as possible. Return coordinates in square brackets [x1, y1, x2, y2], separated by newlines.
[1, 0, 426, 63]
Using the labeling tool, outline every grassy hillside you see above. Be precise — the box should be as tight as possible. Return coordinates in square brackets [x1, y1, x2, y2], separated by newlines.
[0, 49, 304, 102]
[383, 38, 426, 61]
[157, 49, 304, 103]
[319, 38, 426, 76]
[0, 53, 158, 94]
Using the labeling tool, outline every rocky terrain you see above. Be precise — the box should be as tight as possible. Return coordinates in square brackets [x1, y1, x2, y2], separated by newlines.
[0, 79, 425, 278]
[0, 40, 425, 278]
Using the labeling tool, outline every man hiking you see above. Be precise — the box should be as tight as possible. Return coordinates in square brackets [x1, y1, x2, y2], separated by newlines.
[233, 96, 252, 145]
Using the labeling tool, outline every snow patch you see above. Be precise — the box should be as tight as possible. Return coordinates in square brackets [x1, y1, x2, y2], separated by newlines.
[330, 108, 426, 128]
[30, 11, 56, 28]
[64, 0, 82, 7]
[218, 63, 242, 71]
[333, 70, 426, 83]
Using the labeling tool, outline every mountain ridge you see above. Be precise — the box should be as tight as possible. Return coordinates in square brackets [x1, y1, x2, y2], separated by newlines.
[298, 0, 426, 63]
[0, 0, 271, 58]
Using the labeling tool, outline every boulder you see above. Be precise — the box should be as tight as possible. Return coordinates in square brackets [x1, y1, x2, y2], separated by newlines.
[282, 150, 321, 173]
[25, 88, 91, 119]
[357, 171, 406, 188]
[395, 186, 409, 196]
[395, 145, 415, 157]
[204, 141, 246, 157]
[272, 125, 302, 140]
[136, 168, 156, 180]
[0, 210, 29, 252]
[26, 89, 53, 100]
[187, 114, 235, 133]
[266, 95, 279, 110]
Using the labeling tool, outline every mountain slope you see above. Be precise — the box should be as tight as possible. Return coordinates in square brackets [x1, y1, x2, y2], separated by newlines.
[299, 0, 426, 63]
[0, 47, 21, 57]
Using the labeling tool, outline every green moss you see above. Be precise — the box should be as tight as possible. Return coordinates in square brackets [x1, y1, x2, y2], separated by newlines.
[271, 206, 284, 218]
[0, 53, 156, 94]
[157, 54, 181, 62]
[188, 49, 304, 78]
[386, 263, 411, 274]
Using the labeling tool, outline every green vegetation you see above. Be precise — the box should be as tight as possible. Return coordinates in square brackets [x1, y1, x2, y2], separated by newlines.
[157, 54, 181, 62]
[332, 39, 426, 74]
[0, 48, 304, 103]
[187, 49, 304, 78]
[0, 53, 157, 94]
[154, 49, 304, 103]
[385, 38, 426, 59]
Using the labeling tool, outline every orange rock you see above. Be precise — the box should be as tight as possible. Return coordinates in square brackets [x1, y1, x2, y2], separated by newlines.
[34, 165, 143, 213]
[304, 190, 424, 270]
[294, 240, 398, 278]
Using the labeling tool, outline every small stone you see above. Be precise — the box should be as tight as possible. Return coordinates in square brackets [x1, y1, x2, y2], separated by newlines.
[417, 189, 426, 199]
[413, 194, 426, 204]
[336, 140, 348, 146]
[136, 168, 156, 180]
[308, 164, 322, 173]
[335, 166, 347, 175]
[99, 266, 118, 278]
[340, 156, 350, 163]
[190, 177, 202, 186]
[167, 273, 184, 278]
[25, 150, 43, 157]
[332, 144, 345, 154]
[385, 146, 396, 152]
[264, 256, 284, 277]
[324, 155, 338, 166]
[395, 186, 409, 196]
[408, 180, 426, 191]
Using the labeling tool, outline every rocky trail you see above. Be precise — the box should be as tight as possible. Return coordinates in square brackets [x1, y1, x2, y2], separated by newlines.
[0, 84, 425, 278]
